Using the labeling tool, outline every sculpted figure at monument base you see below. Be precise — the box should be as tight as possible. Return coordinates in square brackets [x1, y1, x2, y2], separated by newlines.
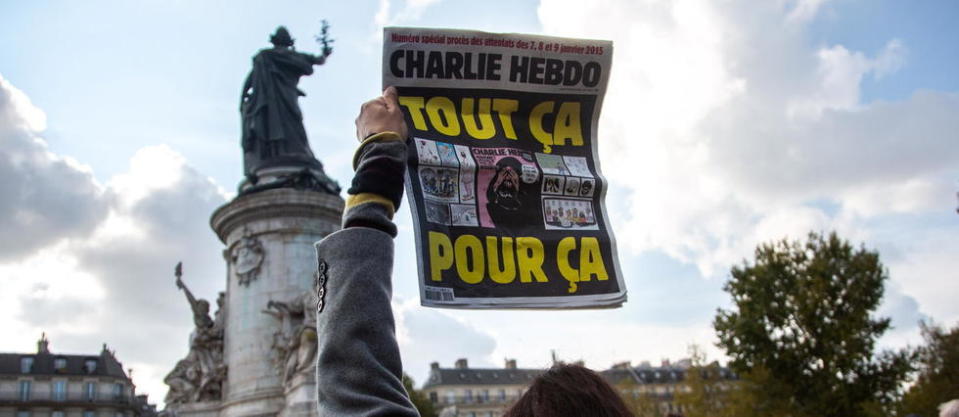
[165, 263, 226, 405]
[264, 291, 318, 388]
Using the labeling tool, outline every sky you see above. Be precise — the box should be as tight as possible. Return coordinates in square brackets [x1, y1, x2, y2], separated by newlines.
[1, 0, 958, 406]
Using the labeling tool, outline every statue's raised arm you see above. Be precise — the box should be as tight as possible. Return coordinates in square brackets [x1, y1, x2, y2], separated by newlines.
[174, 262, 214, 330]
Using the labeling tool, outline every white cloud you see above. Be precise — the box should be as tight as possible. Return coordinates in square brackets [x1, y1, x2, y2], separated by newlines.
[394, 298, 498, 382]
[536, 0, 957, 343]
[786, 0, 829, 24]
[0, 75, 109, 261]
[0, 74, 228, 404]
[371, 0, 445, 42]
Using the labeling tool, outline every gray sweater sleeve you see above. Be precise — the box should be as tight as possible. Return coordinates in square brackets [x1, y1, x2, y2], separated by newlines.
[313, 227, 420, 417]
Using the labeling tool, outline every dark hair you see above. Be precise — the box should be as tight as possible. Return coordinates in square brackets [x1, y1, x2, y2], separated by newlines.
[503, 364, 634, 417]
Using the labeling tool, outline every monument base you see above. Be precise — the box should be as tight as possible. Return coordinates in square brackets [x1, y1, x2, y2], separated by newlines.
[280, 370, 317, 417]
[167, 401, 221, 417]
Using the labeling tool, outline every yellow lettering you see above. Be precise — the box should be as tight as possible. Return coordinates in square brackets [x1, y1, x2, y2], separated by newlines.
[454, 235, 484, 284]
[529, 101, 555, 153]
[516, 237, 548, 283]
[425, 96, 461, 136]
[492, 99, 519, 140]
[486, 236, 516, 284]
[553, 102, 583, 147]
[578, 237, 608, 282]
[462, 98, 496, 140]
[398, 96, 428, 131]
[556, 237, 579, 293]
[428, 231, 453, 281]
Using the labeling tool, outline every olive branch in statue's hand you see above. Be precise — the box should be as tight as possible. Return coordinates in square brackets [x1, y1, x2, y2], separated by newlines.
[314, 20, 334, 59]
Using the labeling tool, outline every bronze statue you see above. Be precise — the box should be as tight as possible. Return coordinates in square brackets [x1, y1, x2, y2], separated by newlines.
[240, 24, 334, 186]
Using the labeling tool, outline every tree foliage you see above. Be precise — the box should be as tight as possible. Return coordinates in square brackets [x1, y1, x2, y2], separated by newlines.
[899, 321, 959, 417]
[617, 379, 664, 417]
[403, 373, 438, 417]
[674, 345, 728, 417]
[714, 232, 914, 417]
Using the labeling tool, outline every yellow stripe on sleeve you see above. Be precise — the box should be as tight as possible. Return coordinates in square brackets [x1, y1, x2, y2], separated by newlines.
[345, 192, 396, 217]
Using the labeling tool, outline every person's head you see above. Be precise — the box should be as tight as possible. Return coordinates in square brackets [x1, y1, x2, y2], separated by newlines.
[940, 399, 959, 417]
[270, 26, 295, 48]
[503, 364, 634, 417]
[488, 157, 523, 209]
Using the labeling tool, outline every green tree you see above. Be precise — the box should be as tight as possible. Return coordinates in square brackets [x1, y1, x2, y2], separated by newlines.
[674, 345, 727, 417]
[899, 321, 959, 417]
[403, 373, 437, 417]
[714, 232, 914, 417]
[617, 379, 664, 417]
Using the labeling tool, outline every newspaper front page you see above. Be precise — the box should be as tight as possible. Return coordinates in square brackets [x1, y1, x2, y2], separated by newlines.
[383, 27, 625, 309]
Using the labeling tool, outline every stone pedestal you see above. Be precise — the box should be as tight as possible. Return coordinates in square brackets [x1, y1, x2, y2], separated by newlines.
[172, 401, 223, 417]
[210, 188, 343, 417]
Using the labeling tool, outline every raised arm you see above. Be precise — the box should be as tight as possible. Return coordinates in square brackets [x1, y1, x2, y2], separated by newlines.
[313, 87, 417, 417]
[174, 262, 200, 312]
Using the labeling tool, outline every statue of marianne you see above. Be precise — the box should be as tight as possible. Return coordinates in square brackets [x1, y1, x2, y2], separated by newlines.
[240, 26, 332, 183]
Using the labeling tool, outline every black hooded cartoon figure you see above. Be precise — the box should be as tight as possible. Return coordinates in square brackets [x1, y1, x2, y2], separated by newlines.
[485, 157, 540, 229]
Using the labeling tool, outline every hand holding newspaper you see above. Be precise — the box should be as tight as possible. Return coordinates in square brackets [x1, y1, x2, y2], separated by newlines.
[383, 27, 625, 309]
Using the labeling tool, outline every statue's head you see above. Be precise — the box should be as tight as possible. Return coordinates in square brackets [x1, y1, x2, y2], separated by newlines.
[197, 299, 210, 314]
[270, 26, 295, 47]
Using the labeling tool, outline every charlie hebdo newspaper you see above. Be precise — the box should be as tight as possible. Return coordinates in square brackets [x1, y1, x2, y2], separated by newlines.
[383, 27, 625, 309]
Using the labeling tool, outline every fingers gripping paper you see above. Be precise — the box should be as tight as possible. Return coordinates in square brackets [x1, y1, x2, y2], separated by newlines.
[383, 27, 625, 309]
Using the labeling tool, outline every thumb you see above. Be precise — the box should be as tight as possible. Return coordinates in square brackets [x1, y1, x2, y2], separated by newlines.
[382, 86, 399, 110]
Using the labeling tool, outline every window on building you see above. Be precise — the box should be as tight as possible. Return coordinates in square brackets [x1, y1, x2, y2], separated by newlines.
[53, 380, 67, 401]
[19, 380, 31, 401]
[20, 357, 34, 373]
[52, 411, 65, 417]
[114, 383, 124, 399]
[85, 382, 97, 401]
[498, 389, 506, 401]
[428, 392, 438, 404]
[467, 412, 476, 417]
[84, 359, 98, 374]
[83, 410, 96, 417]
[54, 358, 68, 371]
[480, 389, 489, 402]
[465, 389, 473, 402]
[115, 412, 125, 417]
[17, 411, 30, 417]
[445, 390, 455, 404]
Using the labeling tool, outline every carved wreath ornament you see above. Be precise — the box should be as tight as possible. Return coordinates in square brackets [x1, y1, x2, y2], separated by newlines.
[232, 229, 265, 286]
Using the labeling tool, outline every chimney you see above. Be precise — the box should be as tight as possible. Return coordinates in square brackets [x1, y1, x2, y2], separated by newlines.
[454, 358, 468, 369]
[37, 333, 50, 354]
[612, 361, 632, 370]
[504, 359, 517, 369]
[661, 359, 671, 368]
[430, 362, 440, 370]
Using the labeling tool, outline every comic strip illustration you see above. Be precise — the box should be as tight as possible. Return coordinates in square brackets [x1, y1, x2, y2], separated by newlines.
[543, 198, 599, 230]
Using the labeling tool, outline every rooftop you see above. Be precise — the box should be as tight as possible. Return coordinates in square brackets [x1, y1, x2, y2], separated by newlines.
[422, 358, 545, 388]
[0, 333, 130, 379]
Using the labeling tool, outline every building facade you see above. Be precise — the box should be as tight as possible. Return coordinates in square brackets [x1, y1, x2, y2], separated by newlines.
[0, 335, 156, 417]
[421, 359, 542, 417]
[602, 360, 738, 417]
[421, 358, 738, 417]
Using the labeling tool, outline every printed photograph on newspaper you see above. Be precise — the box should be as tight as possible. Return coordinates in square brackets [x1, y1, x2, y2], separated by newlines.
[383, 27, 625, 309]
